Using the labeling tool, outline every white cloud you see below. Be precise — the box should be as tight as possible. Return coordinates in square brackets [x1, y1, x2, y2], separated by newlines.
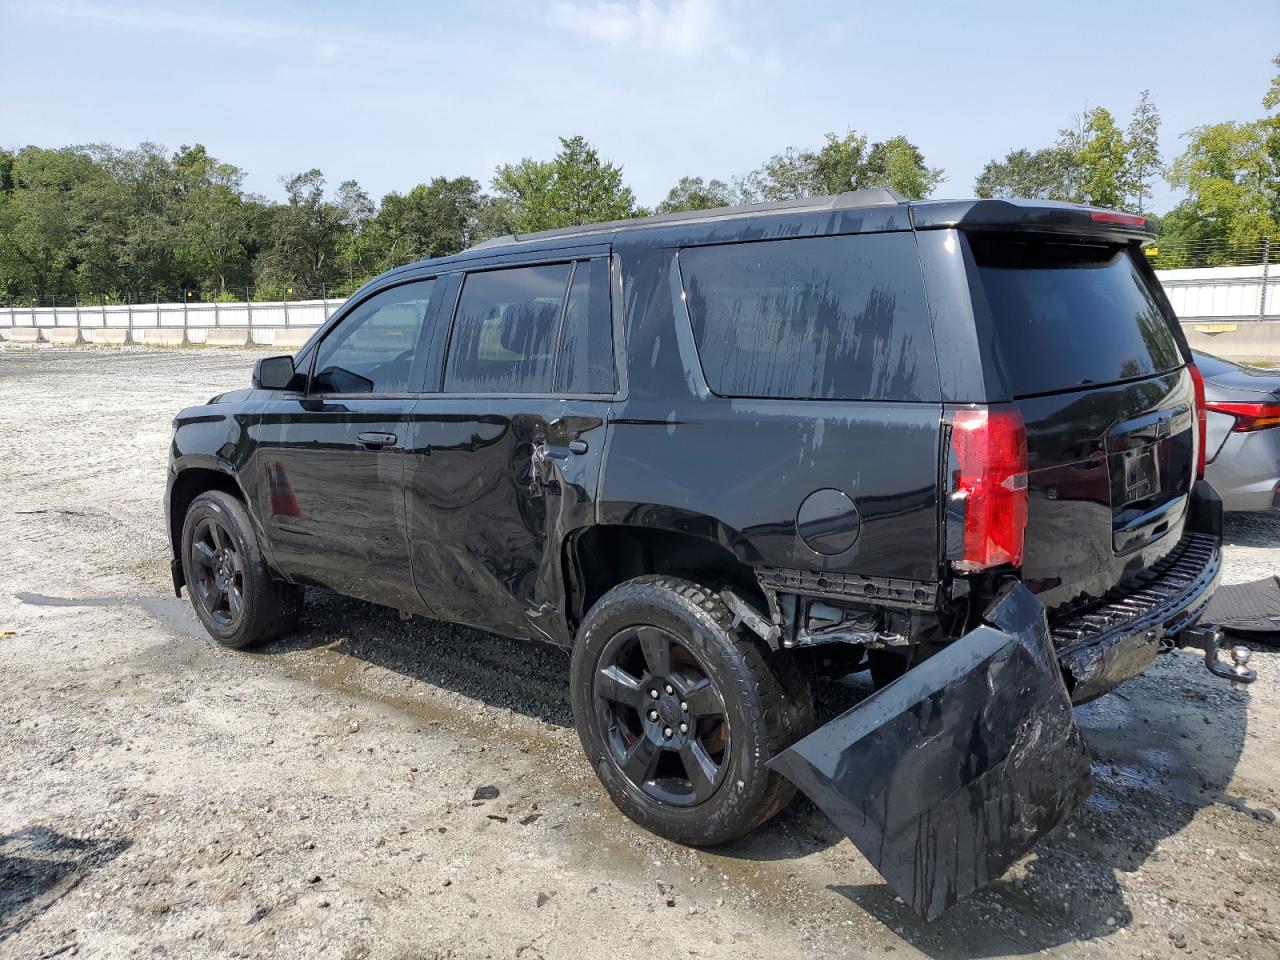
[551, 0, 748, 61]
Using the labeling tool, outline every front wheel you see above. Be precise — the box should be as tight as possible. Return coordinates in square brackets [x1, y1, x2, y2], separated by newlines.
[570, 576, 813, 846]
[181, 490, 301, 649]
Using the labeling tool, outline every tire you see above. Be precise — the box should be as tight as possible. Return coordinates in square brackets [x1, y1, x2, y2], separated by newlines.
[570, 575, 813, 846]
[180, 490, 302, 649]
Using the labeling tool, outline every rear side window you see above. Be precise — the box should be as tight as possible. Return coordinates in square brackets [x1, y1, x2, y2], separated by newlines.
[678, 233, 938, 401]
[556, 258, 615, 394]
[445, 264, 571, 393]
[969, 237, 1183, 396]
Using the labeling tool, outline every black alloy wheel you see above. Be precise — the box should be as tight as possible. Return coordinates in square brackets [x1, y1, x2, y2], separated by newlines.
[593, 623, 729, 806]
[570, 575, 814, 846]
[189, 515, 246, 630]
[180, 490, 302, 649]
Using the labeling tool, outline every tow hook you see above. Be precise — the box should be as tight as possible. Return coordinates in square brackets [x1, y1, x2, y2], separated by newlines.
[1180, 624, 1256, 684]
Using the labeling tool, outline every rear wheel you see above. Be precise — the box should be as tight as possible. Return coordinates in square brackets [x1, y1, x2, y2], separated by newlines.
[570, 576, 813, 846]
[181, 490, 301, 649]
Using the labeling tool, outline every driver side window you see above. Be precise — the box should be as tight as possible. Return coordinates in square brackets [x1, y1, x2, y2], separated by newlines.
[311, 279, 437, 394]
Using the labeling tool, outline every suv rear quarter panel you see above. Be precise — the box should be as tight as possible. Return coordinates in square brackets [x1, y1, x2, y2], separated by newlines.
[600, 244, 942, 582]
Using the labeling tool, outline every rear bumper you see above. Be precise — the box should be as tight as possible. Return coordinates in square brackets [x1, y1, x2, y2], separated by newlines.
[1051, 530, 1221, 703]
[767, 483, 1230, 920]
[769, 583, 1092, 921]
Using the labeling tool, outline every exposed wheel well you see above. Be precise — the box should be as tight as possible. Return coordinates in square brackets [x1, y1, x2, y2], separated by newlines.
[169, 467, 246, 558]
[563, 525, 767, 637]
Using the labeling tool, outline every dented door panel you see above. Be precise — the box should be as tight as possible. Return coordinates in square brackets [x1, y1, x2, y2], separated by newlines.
[404, 397, 609, 643]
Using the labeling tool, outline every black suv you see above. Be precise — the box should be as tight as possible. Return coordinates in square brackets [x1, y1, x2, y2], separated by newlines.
[167, 190, 1248, 918]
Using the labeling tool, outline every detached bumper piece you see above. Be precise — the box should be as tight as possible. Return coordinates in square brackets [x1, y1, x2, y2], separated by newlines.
[768, 584, 1091, 921]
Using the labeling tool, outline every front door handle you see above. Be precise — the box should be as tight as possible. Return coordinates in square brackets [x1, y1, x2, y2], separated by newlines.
[357, 431, 398, 450]
[567, 439, 589, 454]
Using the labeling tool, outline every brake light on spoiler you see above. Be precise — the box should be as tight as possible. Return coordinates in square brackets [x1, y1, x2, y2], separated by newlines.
[1204, 399, 1280, 432]
[945, 405, 1029, 573]
[1090, 209, 1148, 228]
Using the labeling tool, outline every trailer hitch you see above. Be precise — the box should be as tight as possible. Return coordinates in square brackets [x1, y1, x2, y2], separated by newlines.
[1178, 624, 1256, 684]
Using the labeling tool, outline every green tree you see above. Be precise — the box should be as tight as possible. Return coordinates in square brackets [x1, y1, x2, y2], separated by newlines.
[255, 169, 363, 293]
[1164, 120, 1279, 259]
[862, 136, 944, 199]
[359, 176, 485, 273]
[88, 142, 182, 295]
[739, 130, 942, 201]
[1071, 106, 1132, 209]
[172, 144, 252, 297]
[974, 147, 1077, 199]
[492, 136, 635, 233]
[473, 195, 518, 242]
[0, 146, 122, 300]
[736, 145, 819, 201]
[1264, 52, 1280, 111]
[811, 131, 870, 194]
[655, 176, 736, 214]
[1126, 90, 1162, 214]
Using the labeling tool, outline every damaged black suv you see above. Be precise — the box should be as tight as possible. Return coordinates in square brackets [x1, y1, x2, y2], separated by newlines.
[167, 190, 1251, 919]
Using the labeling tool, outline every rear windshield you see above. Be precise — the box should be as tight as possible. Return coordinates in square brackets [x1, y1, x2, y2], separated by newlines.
[969, 236, 1183, 397]
[678, 232, 938, 401]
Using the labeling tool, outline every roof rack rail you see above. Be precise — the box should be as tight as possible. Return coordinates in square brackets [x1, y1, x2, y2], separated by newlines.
[465, 187, 907, 251]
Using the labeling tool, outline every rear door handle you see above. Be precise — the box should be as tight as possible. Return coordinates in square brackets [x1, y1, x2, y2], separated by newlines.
[357, 431, 398, 450]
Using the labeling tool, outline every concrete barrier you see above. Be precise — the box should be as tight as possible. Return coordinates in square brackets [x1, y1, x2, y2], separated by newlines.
[87, 328, 131, 345]
[48, 328, 81, 345]
[141, 328, 186, 347]
[267, 328, 313, 351]
[7, 327, 42, 343]
[1181, 320, 1280, 361]
[205, 328, 249, 347]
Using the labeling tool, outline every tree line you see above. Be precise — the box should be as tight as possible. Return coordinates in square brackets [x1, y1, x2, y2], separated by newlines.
[2, 52, 1277, 303]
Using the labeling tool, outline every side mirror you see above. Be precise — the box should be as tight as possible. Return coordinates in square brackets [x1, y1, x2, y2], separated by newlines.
[253, 355, 297, 390]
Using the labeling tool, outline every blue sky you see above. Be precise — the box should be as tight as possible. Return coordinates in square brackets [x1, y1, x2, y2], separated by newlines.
[3, 1, 1277, 212]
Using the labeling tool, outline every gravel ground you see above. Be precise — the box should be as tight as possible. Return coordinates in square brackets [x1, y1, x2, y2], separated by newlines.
[1, 345, 1278, 960]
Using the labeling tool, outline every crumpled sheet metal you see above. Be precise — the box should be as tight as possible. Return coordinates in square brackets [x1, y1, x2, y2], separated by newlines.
[768, 583, 1092, 920]
[1058, 629, 1161, 705]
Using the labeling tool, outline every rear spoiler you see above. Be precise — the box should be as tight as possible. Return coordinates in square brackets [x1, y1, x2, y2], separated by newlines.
[909, 198, 1156, 243]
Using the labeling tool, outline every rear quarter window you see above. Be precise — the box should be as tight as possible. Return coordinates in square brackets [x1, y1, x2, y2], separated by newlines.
[677, 233, 939, 401]
[969, 236, 1183, 397]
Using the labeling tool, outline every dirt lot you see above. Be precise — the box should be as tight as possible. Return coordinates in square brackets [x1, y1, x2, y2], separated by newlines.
[1, 346, 1278, 960]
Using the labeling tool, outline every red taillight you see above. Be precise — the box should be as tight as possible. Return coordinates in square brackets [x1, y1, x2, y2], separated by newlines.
[947, 405, 1028, 572]
[1204, 400, 1280, 432]
[1089, 210, 1147, 227]
[1187, 363, 1207, 479]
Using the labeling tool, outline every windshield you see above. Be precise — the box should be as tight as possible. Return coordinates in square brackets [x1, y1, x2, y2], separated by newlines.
[969, 236, 1183, 397]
